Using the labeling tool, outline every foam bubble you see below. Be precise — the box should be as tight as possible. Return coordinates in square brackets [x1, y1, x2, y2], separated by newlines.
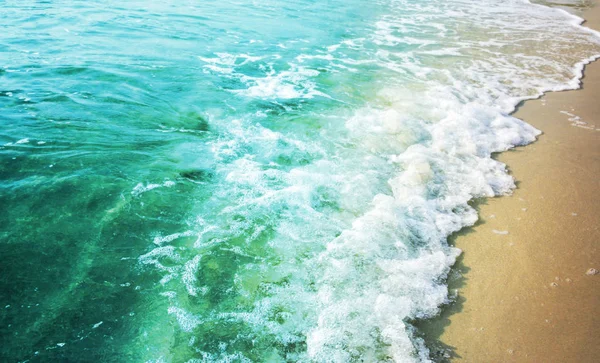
[235, 66, 326, 100]
[167, 306, 201, 333]
[136, 0, 600, 361]
[131, 180, 175, 197]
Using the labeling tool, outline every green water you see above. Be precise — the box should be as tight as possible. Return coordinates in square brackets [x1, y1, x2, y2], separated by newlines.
[1, 0, 600, 362]
[0, 1, 384, 360]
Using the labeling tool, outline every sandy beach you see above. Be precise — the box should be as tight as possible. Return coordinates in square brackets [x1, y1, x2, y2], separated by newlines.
[1, 1, 598, 361]
[419, 3, 600, 362]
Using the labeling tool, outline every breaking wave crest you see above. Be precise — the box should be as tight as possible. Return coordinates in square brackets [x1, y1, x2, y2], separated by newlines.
[131, 0, 600, 361]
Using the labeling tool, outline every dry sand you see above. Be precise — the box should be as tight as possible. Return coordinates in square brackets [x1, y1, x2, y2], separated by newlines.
[419, 3, 600, 362]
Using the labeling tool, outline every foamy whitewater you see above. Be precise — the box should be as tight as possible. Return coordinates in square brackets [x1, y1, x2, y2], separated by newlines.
[1, 0, 600, 361]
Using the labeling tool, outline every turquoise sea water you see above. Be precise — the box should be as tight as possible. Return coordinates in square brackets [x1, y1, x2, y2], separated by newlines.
[1, 0, 599, 361]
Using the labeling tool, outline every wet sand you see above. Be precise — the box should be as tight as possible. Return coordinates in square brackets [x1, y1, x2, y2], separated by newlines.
[419, 3, 600, 362]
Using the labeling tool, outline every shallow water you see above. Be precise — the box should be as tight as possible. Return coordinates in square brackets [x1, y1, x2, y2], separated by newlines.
[1, 0, 599, 362]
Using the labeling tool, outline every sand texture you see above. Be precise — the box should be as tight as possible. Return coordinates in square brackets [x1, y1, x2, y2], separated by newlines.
[419, 4, 600, 362]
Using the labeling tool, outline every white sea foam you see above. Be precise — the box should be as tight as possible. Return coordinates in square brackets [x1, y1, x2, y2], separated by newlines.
[235, 66, 327, 99]
[138, 0, 600, 361]
[152, 231, 196, 246]
[131, 180, 175, 197]
[167, 306, 202, 333]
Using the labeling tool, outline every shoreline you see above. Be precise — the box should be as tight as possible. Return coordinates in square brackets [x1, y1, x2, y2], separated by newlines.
[419, 2, 600, 362]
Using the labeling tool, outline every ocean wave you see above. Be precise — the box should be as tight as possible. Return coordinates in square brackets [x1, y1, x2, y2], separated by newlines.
[132, 0, 600, 361]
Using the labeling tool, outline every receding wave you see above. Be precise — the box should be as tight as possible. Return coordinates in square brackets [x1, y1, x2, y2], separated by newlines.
[1, 0, 599, 362]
